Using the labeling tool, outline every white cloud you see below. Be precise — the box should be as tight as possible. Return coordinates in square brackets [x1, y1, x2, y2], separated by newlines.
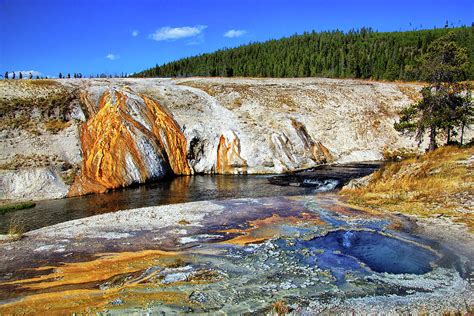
[106, 53, 119, 60]
[224, 29, 246, 38]
[132, 30, 139, 37]
[149, 25, 207, 41]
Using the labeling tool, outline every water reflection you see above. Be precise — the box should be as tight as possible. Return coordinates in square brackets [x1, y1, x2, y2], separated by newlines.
[0, 163, 381, 233]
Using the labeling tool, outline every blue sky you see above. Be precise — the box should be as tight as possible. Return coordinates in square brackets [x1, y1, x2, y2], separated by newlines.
[0, 0, 472, 77]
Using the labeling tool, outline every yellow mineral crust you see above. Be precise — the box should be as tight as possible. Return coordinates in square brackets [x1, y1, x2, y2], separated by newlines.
[0, 250, 193, 315]
[219, 213, 325, 245]
[216, 132, 247, 174]
[68, 90, 190, 196]
[142, 95, 191, 176]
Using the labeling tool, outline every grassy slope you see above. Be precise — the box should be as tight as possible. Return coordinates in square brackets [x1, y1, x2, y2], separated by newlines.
[0, 80, 74, 133]
[341, 146, 474, 231]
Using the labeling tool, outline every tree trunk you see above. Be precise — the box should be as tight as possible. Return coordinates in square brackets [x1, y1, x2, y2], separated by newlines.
[460, 123, 465, 146]
[428, 126, 437, 151]
[447, 128, 451, 144]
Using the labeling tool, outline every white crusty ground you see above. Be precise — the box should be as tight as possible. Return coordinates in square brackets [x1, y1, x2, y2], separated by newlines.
[26, 199, 225, 239]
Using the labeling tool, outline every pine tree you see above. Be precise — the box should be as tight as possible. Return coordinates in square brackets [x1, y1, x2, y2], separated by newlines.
[421, 32, 468, 84]
[395, 32, 471, 150]
[457, 86, 473, 144]
[225, 67, 234, 77]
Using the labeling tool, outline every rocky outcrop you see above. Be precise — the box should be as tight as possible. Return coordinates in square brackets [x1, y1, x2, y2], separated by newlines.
[68, 89, 190, 196]
[3, 77, 471, 201]
[216, 131, 247, 174]
[0, 167, 69, 201]
[0, 80, 84, 201]
[291, 118, 333, 164]
[342, 174, 372, 189]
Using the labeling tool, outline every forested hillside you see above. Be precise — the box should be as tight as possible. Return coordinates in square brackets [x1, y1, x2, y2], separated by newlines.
[136, 26, 474, 80]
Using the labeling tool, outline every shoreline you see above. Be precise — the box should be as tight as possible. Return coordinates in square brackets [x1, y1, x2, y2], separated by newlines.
[0, 194, 472, 314]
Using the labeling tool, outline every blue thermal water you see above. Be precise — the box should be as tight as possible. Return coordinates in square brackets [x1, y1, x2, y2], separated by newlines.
[297, 230, 438, 275]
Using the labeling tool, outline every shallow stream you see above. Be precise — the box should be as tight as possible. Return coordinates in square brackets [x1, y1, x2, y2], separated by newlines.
[0, 162, 380, 233]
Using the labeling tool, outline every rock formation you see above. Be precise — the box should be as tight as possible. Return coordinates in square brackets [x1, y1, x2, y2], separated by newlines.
[3, 77, 469, 201]
[216, 131, 247, 174]
[68, 89, 190, 196]
[291, 118, 333, 164]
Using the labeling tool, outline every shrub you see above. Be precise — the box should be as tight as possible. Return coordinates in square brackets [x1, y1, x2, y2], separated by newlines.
[7, 215, 26, 241]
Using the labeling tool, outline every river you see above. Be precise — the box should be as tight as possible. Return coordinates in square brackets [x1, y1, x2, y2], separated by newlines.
[0, 162, 381, 233]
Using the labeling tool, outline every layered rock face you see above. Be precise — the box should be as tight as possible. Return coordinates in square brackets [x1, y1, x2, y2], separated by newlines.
[147, 78, 423, 174]
[68, 89, 190, 196]
[216, 131, 247, 174]
[4, 77, 465, 201]
[0, 80, 84, 201]
[291, 119, 333, 164]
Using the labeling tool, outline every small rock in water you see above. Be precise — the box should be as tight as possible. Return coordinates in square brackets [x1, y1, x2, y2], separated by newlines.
[161, 266, 193, 284]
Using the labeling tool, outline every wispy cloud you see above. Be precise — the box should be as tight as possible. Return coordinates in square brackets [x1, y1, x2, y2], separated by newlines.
[132, 30, 139, 37]
[224, 29, 246, 38]
[105, 53, 119, 60]
[149, 25, 207, 41]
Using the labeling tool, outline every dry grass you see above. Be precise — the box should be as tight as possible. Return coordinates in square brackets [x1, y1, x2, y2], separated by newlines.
[233, 97, 243, 107]
[382, 147, 419, 161]
[341, 146, 474, 231]
[177, 219, 191, 225]
[0, 153, 63, 170]
[44, 119, 71, 133]
[177, 81, 219, 96]
[7, 215, 26, 241]
[272, 300, 289, 315]
[25, 79, 58, 87]
[0, 80, 76, 132]
[60, 167, 78, 185]
[398, 84, 422, 102]
[277, 94, 297, 109]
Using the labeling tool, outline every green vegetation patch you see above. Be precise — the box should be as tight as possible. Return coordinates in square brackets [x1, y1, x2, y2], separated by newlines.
[0, 202, 36, 215]
[136, 27, 473, 81]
